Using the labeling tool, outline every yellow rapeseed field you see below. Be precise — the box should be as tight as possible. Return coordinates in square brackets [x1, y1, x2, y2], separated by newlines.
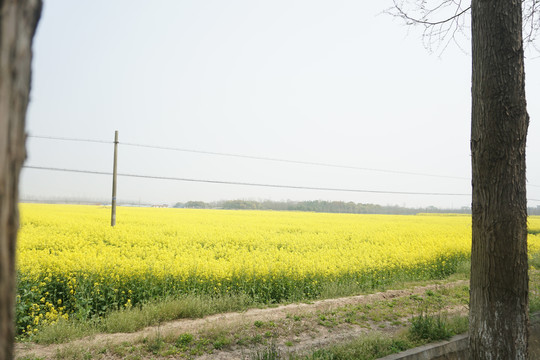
[15, 203, 540, 336]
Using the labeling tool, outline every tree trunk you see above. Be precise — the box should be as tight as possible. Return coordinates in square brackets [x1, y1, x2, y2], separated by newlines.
[0, 1, 41, 359]
[469, 0, 530, 358]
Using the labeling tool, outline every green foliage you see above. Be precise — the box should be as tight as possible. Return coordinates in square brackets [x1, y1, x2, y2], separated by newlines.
[182, 201, 209, 209]
[222, 200, 260, 210]
[174, 199, 473, 215]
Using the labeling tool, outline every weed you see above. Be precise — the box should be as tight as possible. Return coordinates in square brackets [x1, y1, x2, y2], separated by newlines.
[296, 333, 413, 359]
[249, 341, 281, 360]
[251, 334, 264, 344]
[175, 332, 194, 347]
[54, 346, 91, 360]
[143, 335, 165, 355]
[409, 312, 453, 342]
[213, 335, 231, 350]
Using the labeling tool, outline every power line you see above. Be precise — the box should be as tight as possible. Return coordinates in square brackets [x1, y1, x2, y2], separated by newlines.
[19, 198, 155, 206]
[26, 134, 469, 181]
[27, 135, 112, 144]
[19, 198, 106, 205]
[121, 141, 470, 181]
[23, 165, 472, 197]
[26, 135, 540, 188]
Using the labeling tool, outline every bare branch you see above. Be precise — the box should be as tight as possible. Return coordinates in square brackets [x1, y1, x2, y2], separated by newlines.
[393, 1, 470, 26]
[387, 0, 539, 54]
[523, 0, 540, 45]
[386, 0, 471, 54]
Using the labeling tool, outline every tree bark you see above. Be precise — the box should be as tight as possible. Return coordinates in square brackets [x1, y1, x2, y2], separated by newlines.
[0, 1, 41, 359]
[470, 0, 529, 358]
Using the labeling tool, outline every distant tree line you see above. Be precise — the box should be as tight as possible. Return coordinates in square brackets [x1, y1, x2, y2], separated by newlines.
[173, 199, 481, 215]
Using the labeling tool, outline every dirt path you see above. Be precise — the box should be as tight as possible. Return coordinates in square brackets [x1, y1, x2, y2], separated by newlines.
[15, 280, 469, 359]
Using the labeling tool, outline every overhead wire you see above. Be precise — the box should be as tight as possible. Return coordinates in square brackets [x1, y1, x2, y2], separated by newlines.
[23, 165, 471, 197]
[26, 134, 540, 190]
[28, 135, 112, 144]
[121, 141, 470, 180]
[28, 134, 469, 180]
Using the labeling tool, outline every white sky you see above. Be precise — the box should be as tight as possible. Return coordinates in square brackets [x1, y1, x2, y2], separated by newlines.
[20, 1, 540, 209]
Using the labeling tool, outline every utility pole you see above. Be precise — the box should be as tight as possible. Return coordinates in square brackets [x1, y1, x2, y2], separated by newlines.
[111, 130, 119, 226]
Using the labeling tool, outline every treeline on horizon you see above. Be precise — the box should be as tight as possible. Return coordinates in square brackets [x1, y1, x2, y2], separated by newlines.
[20, 198, 540, 215]
[173, 199, 475, 215]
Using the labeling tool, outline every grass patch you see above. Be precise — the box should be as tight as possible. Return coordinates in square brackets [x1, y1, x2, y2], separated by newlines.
[447, 259, 471, 280]
[250, 341, 282, 359]
[250, 314, 469, 360]
[102, 292, 255, 333]
[53, 345, 93, 360]
[29, 318, 95, 345]
[530, 252, 540, 270]
[284, 332, 414, 360]
[529, 270, 540, 313]
[409, 312, 463, 342]
[317, 259, 471, 301]
[31, 292, 257, 344]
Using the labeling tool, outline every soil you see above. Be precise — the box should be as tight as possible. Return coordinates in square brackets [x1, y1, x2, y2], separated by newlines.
[15, 280, 469, 360]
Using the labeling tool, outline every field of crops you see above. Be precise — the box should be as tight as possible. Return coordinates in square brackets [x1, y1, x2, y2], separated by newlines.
[16, 203, 540, 336]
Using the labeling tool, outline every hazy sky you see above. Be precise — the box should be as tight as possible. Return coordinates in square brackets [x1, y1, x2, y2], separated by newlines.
[20, 1, 540, 208]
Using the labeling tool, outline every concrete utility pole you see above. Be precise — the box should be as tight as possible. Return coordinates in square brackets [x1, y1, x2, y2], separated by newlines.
[111, 130, 119, 226]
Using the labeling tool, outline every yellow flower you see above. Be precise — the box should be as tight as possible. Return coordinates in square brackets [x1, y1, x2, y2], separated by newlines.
[14, 203, 540, 331]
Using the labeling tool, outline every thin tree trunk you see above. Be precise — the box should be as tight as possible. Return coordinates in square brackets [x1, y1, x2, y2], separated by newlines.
[469, 0, 529, 358]
[0, 1, 41, 359]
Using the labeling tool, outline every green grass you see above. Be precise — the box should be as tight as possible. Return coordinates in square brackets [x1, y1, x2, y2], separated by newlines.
[249, 314, 469, 360]
[409, 312, 467, 342]
[31, 292, 258, 344]
[24, 260, 474, 345]
[529, 270, 540, 313]
[267, 333, 414, 360]
[530, 252, 540, 270]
